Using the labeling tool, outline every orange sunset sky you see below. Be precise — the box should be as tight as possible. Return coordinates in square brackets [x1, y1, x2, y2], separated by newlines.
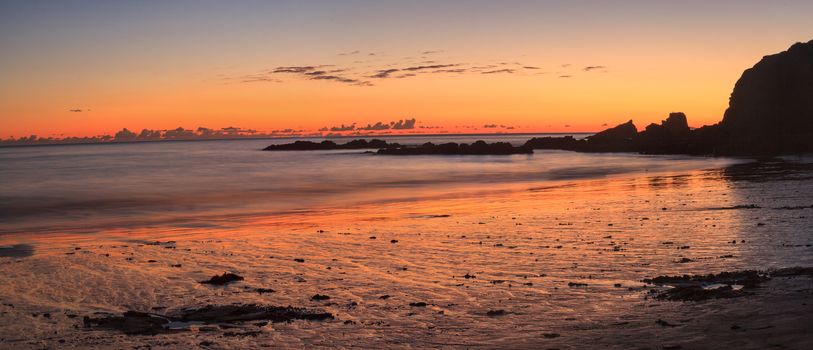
[1, 1, 812, 138]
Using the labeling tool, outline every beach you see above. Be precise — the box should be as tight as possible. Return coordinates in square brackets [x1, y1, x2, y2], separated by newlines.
[1, 139, 811, 349]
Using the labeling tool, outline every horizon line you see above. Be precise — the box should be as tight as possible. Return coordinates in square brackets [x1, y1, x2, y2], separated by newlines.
[0, 131, 597, 149]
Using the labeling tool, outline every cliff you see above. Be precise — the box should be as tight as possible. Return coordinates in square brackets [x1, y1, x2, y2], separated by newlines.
[527, 39, 813, 156]
[717, 39, 813, 155]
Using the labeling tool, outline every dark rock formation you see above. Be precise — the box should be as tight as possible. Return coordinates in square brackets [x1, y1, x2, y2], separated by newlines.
[178, 304, 333, 323]
[263, 139, 395, 151]
[592, 120, 638, 140]
[527, 39, 813, 156]
[377, 141, 533, 155]
[635, 112, 692, 154]
[717, 39, 813, 155]
[83, 304, 334, 335]
[0, 244, 34, 258]
[524, 120, 640, 153]
[642, 267, 813, 301]
[83, 311, 172, 335]
[199, 272, 244, 285]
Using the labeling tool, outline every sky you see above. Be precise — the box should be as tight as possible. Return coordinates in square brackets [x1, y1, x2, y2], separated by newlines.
[1, 0, 812, 138]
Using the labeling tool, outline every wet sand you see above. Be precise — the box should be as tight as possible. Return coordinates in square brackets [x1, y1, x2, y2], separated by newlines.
[1, 160, 812, 349]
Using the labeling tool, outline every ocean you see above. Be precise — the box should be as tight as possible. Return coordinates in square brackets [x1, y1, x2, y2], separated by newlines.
[0, 134, 736, 235]
[1, 134, 813, 348]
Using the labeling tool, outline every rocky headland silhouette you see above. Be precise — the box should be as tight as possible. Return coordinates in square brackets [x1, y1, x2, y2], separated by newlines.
[526, 39, 813, 156]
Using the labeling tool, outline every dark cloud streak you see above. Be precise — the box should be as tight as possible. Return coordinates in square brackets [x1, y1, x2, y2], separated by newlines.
[482, 69, 515, 74]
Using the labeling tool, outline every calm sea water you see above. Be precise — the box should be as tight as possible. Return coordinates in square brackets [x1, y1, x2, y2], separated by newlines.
[3, 135, 813, 349]
[0, 134, 737, 234]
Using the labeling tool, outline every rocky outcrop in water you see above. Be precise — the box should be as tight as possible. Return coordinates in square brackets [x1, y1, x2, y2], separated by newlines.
[376, 141, 533, 155]
[264, 139, 395, 151]
[83, 304, 334, 335]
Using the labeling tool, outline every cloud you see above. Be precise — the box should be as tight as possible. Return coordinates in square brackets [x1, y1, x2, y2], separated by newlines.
[321, 118, 416, 133]
[402, 64, 457, 71]
[358, 122, 390, 131]
[583, 65, 607, 71]
[310, 75, 363, 84]
[271, 65, 372, 86]
[559, 75, 572, 78]
[68, 109, 83, 112]
[432, 68, 467, 74]
[330, 124, 356, 132]
[422, 50, 442, 55]
[482, 69, 515, 74]
[240, 74, 281, 83]
[272, 66, 317, 73]
[371, 68, 400, 78]
[391, 118, 416, 129]
[371, 64, 458, 79]
[240, 54, 553, 87]
[483, 124, 498, 128]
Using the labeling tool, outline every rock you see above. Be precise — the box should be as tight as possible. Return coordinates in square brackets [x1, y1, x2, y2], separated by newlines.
[591, 120, 638, 141]
[377, 141, 533, 155]
[0, 244, 34, 258]
[83, 311, 171, 335]
[718, 39, 813, 155]
[199, 272, 244, 285]
[522, 135, 587, 152]
[656, 319, 679, 327]
[83, 304, 331, 336]
[486, 309, 507, 317]
[178, 304, 333, 323]
[643, 270, 766, 288]
[770, 266, 813, 277]
[643, 270, 769, 301]
[525, 39, 813, 156]
[263, 139, 395, 151]
[635, 113, 692, 154]
[223, 330, 262, 337]
[585, 120, 639, 152]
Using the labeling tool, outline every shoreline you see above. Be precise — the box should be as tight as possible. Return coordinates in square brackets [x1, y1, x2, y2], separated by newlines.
[2, 160, 811, 348]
